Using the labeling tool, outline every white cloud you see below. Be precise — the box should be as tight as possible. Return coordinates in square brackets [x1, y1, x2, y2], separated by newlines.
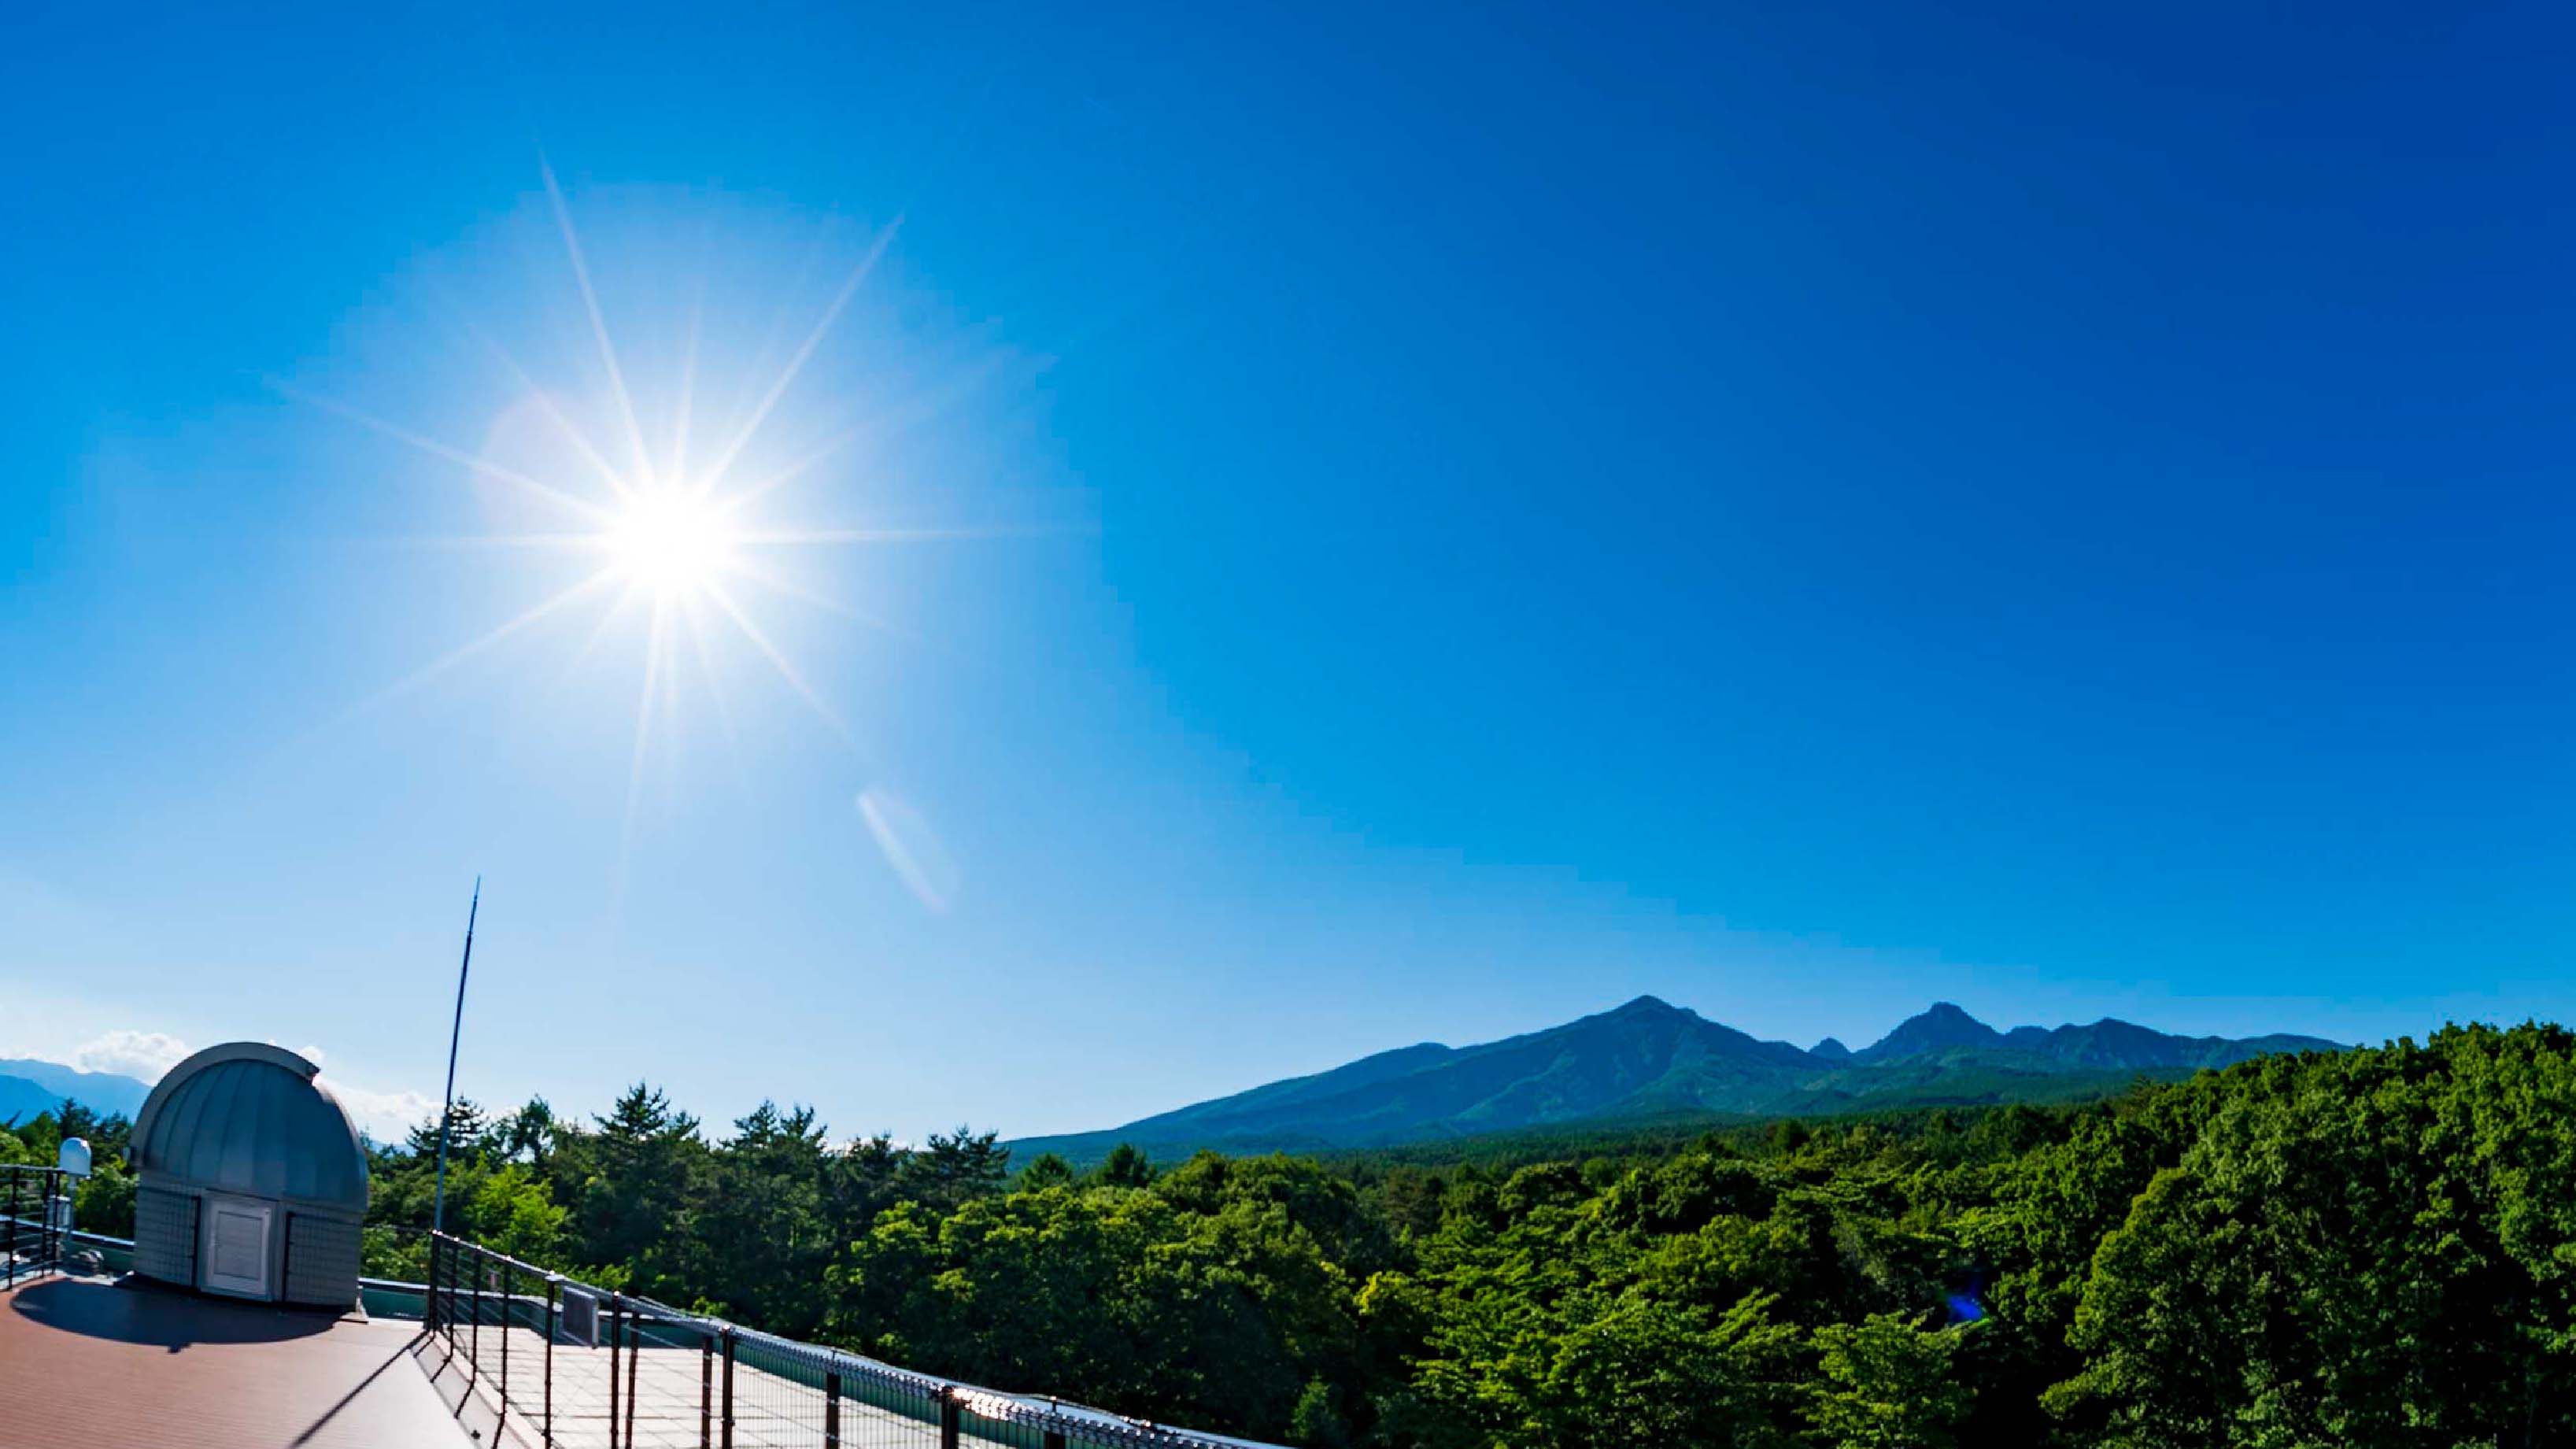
[53, 1026, 427, 1144]
[318, 1078, 438, 1145]
[73, 1029, 191, 1081]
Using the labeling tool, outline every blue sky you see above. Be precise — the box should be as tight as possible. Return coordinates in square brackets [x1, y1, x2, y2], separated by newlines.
[6, 0, 2573, 1141]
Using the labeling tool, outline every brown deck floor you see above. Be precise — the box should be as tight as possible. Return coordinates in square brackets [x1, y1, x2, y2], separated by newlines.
[0, 1274, 475, 1449]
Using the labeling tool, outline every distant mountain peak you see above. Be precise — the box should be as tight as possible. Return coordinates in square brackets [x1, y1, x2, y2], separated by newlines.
[1810, 1037, 1852, 1061]
[1855, 1003, 2005, 1063]
[1606, 993, 1686, 1018]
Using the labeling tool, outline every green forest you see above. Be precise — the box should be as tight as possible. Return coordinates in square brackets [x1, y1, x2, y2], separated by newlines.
[11, 1022, 2576, 1447]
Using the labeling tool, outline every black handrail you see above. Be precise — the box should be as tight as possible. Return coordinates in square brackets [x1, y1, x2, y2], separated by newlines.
[2, 1166, 72, 1288]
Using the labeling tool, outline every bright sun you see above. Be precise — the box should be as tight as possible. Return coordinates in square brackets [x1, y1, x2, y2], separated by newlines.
[605, 491, 737, 594]
[280, 172, 1016, 911]
[290, 168, 961, 896]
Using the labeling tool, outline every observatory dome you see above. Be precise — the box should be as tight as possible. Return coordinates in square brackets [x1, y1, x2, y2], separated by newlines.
[131, 1044, 369, 1211]
[129, 1041, 371, 1304]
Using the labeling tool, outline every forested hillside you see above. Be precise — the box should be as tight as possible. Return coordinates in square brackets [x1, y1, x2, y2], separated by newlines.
[9, 1023, 2576, 1446]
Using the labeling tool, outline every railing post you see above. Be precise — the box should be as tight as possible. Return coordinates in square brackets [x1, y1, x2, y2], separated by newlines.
[6, 1170, 18, 1288]
[825, 1369, 841, 1448]
[501, 1259, 514, 1410]
[470, 1249, 482, 1375]
[700, 1329, 713, 1449]
[940, 1387, 962, 1449]
[545, 1276, 559, 1448]
[608, 1296, 622, 1449]
[424, 1235, 438, 1333]
[720, 1327, 737, 1449]
[623, 1303, 641, 1449]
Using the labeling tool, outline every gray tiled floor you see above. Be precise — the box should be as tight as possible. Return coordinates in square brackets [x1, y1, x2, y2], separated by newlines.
[430, 1320, 1021, 1449]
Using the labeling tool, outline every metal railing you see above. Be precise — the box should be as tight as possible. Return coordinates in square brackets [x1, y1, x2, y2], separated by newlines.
[2, 1165, 72, 1288]
[427, 1231, 1284, 1449]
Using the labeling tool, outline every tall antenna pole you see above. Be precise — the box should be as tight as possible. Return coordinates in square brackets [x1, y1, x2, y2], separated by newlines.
[431, 877, 480, 1236]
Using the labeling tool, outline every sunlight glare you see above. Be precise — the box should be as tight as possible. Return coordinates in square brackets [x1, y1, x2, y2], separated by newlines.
[286, 177, 1014, 915]
[607, 491, 736, 593]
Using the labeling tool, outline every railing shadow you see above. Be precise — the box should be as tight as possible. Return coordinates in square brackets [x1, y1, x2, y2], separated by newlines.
[284, 1333, 434, 1447]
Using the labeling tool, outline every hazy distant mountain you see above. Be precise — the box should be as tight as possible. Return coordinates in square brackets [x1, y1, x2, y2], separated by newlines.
[1991, 1016, 2338, 1072]
[1008, 998, 2344, 1167]
[0, 1076, 65, 1127]
[0, 1058, 154, 1124]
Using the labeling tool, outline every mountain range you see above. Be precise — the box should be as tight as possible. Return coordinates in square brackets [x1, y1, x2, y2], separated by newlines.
[0, 1058, 154, 1128]
[1008, 997, 2343, 1166]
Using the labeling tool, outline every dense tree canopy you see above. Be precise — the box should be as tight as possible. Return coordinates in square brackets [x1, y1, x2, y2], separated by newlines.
[21, 1023, 2576, 1446]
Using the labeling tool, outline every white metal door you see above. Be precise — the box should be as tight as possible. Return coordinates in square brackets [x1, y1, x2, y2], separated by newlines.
[201, 1196, 273, 1299]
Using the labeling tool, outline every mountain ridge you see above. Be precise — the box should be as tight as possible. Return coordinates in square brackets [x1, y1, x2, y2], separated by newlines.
[0, 1059, 153, 1125]
[1009, 997, 2344, 1166]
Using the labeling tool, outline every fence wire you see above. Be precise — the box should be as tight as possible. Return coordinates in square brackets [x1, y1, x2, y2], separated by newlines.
[427, 1232, 1280, 1449]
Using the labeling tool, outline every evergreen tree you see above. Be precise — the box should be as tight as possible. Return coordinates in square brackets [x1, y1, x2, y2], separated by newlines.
[493, 1096, 560, 1167]
[895, 1126, 1009, 1211]
[405, 1097, 490, 1162]
[1019, 1151, 1076, 1188]
[578, 1082, 707, 1297]
[700, 1100, 833, 1334]
[1093, 1141, 1155, 1188]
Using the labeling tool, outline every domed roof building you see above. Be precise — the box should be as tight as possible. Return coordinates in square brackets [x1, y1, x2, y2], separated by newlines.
[129, 1042, 369, 1306]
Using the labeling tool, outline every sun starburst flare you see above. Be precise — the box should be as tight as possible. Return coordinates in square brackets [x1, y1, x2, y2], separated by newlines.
[283, 172, 1041, 911]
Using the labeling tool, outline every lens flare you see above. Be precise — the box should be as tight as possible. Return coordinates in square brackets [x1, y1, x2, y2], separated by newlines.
[857, 788, 959, 913]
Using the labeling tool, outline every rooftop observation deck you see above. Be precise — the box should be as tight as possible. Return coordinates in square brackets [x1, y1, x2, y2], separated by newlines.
[3, 1268, 1229, 1449]
[2, 1178, 1267, 1449]
[0, 1273, 467, 1449]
